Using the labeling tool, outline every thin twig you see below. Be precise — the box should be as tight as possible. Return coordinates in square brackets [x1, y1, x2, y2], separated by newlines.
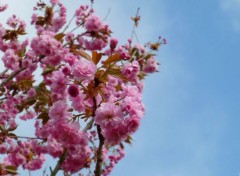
[0, 67, 26, 87]
[83, 118, 94, 132]
[103, 8, 111, 21]
[131, 8, 140, 41]
[62, 14, 75, 33]
[134, 31, 139, 43]
[0, 69, 8, 77]
[16, 136, 45, 140]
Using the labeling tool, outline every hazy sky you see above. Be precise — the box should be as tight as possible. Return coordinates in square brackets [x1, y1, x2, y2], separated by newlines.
[1, 0, 240, 176]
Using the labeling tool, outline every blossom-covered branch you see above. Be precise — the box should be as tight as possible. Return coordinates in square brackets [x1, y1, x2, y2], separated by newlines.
[0, 0, 166, 175]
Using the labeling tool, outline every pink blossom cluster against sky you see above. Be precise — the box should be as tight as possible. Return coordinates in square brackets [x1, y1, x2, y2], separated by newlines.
[1, 0, 240, 176]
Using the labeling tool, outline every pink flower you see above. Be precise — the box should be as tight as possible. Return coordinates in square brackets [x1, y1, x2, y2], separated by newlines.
[31, 33, 64, 65]
[122, 61, 140, 81]
[62, 66, 71, 75]
[65, 32, 74, 42]
[49, 100, 69, 120]
[84, 38, 107, 50]
[126, 117, 140, 133]
[134, 43, 146, 54]
[72, 59, 97, 81]
[102, 123, 128, 145]
[2, 49, 19, 71]
[84, 15, 103, 31]
[50, 0, 59, 5]
[19, 111, 36, 121]
[70, 92, 86, 112]
[23, 154, 45, 170]
[51, 16, 66, 32]
[64, 53, 77, 66]
[121, 84, 142, 100]
[95, 102, 123, 128]
[46, 138, 63, 158]
[50, 71, 68, 95]
[123, 97, 145, 118]
[0, 4, 8, 12]
[0, 144, 7, 154]
[110, 38, 118, 50]
[143, 56, 158, 73]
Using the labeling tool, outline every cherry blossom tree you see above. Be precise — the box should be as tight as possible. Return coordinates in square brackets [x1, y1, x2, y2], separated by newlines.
[0, 0, 165, 175]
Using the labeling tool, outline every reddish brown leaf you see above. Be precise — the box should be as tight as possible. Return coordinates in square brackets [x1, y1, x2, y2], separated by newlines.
[103, 54, 121, 66]
[92, 51, 102, 65]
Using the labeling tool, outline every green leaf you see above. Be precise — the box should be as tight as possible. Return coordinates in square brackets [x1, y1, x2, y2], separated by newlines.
[20, 79, 35, 88]
[5, 165, 18, 175]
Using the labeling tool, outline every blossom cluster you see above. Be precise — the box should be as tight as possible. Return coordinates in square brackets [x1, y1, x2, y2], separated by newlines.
[0, 0, 165, 175]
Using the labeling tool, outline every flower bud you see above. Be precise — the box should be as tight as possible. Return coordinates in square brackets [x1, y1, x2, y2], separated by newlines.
[68, 84, 79, 97]
[110, 38, 118, 50]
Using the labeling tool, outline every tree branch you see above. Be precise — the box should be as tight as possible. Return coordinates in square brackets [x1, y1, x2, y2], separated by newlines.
[91, 79, 105, 176]
[50, 149, 67, 176]
[94, 125, 104, 176]
[0, 67, 26, 87]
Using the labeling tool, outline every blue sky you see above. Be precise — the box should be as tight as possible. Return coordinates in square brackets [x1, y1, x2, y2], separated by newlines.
[1, 0, 240, 175]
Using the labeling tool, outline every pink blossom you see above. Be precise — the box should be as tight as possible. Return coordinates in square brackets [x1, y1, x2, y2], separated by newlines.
[2, 49, 19, 71]
[46, 138, 63, 158]
[0, 4, 8, 12]
[7, 15, 26, 31]
[72, 58, 97, 81]
[95, 102, 123, 128]
[121, 84, 142, 100]
[122, 61, 140, 81]
[49, 71, 68, 95]
[64, 53, 76, 66]
[84, 15, 103, 31]
[143, 56, 158, 73]
[75, 5, 89, 25]
[31, 14, 38, 24]
[0, 144, 7, 154]
[126, 117, 140, 133]
[62, 66, 71, 75]
[49, 100, 70, 120]
[70, 92, 86, 112]
[50, 0, 59, 5]
[19, 111, 36, 121]
[110, 38, 118, 50]
[31, 33, 63, 64]
[134, 43, 146, 54]
[84, 38, 107, 50]
[51, 16, 66, 32]
[65, 32, 74, 42]
[123, 96, 145, 118]
[102, 123, 128, 145]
